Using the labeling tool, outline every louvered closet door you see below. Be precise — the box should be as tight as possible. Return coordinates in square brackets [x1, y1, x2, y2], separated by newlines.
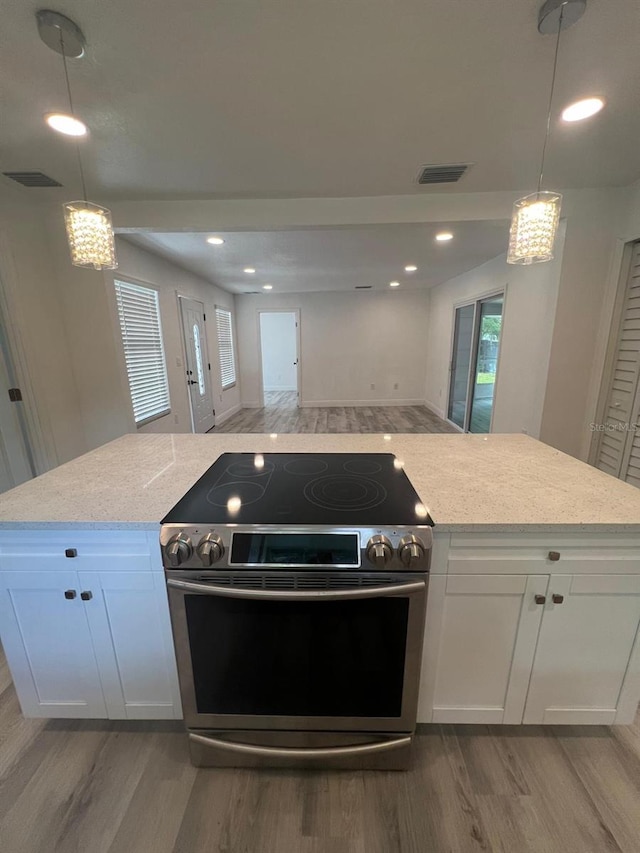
[596, 242, 640, 479]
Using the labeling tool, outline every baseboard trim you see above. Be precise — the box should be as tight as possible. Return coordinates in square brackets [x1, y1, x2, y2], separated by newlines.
[299, 398, 426, 408]
[215, 404, 241, 425]
[424, 399, 445, 419]
[241, 402, 262, 409]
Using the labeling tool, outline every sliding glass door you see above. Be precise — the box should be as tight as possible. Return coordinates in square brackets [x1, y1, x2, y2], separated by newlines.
[447, 294, 503, 433]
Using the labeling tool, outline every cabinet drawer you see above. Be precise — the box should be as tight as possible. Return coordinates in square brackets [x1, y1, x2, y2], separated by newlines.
[0, 531, 157, 572]
[448, 534, 640, 575]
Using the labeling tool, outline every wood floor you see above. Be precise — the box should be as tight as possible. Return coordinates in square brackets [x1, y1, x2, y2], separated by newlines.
[216, 397, 458, 434]
[1, 646, 640, 853]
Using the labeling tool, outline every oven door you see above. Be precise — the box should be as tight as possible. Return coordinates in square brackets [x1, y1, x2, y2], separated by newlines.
[166, 574, 427, 733]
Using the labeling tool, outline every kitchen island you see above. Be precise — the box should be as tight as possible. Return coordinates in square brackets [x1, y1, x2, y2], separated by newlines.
[1, 432, 639, 725]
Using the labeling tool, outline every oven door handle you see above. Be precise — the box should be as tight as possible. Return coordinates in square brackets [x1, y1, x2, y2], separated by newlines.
[189, 731, 412, 758]
[166, 577, 425, 600]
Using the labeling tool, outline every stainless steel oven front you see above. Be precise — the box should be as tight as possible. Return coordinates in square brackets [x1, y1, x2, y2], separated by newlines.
[163, 523, 431, 769]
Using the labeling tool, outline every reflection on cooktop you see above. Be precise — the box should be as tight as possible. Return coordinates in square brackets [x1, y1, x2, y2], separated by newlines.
[161, 453, 433, 527]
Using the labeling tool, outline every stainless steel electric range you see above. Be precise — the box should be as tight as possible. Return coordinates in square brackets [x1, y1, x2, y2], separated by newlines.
[161, 452, 433, 770]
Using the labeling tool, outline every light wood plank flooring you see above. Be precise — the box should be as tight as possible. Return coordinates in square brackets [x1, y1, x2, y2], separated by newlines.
[1, 646, 639, 853]
[216, 399, 458, 434]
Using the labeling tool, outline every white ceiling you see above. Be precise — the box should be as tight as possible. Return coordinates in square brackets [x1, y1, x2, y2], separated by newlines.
[124, 221, 509, 293]
[1, 0, 640, 201]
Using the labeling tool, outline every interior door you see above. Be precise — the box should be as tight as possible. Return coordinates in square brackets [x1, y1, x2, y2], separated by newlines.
[596, 241, 640, 480]
[523, 574, 640, 724]
[179, 297, 214, 433]
[0, 571, 107, 717]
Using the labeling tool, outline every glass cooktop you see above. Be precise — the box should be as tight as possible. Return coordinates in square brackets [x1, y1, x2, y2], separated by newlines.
[161, 453, 433, 527]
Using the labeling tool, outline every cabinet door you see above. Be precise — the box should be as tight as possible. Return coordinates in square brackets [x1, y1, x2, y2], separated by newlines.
[430, 574, 548, 723]
[0, 571, 107, 717]
[79, 571, 181, 720]
[524, 575, 640, 724]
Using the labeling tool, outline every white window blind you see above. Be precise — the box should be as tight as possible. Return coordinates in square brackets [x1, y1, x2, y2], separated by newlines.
[215, 307, 236, 389]
[114, 280, 171, 425]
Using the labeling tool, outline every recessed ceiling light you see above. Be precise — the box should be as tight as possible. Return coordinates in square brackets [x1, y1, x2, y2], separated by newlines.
[561, 97, 605, 122]
[263, 284, 273, 290]
[244, 267, 256, 274]
[389, 281, 400, 288]
[45, 113, 87, 137]
[404, 265, 418, 272]
[435, 232, 454, 242]
[206, 236, 224, 245]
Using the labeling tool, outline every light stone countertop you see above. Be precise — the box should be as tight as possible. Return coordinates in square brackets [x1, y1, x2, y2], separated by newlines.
[0, 432, 639, 533]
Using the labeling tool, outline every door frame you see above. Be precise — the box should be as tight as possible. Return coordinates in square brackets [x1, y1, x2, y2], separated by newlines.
[0, 235, 43, 475]
[446, 288, 506, 433]
[256, 308, 301, 408]
[177, 294, 215, 433]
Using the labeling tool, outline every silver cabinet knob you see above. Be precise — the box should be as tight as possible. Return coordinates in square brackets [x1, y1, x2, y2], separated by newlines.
[398, 535, 426, 569]
[165, 534, 193, 567]
[197, 534, 225, 567]
[366, 535, 393, 568]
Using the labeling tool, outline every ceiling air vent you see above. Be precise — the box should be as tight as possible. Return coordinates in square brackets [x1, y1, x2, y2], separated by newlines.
[3, 171, 62, 188]
[355, 285, 372, 290]
[416, 163, 471, 185]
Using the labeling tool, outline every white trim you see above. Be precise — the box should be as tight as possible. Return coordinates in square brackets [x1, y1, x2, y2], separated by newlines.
[214, 403, 242, 425]
[299, 398, 425, 407]
[424, 399, 445, 419]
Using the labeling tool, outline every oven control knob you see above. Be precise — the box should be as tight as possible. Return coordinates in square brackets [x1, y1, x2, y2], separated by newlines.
[398, 535, 426, 569]
[197, 534, 224, 566]
[366, 535, 393, 568]
[165, 534, 193, 567]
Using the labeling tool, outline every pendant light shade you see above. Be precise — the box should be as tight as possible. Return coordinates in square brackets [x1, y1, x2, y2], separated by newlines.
[63, 201, 118, 270]
[37, 10, 118, 271]
[507, 191, 562, 265]
[507, 0, 587, 265]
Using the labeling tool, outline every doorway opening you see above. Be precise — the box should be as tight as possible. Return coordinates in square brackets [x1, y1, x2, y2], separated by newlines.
[258, 310, 300, 408]
[448, 293, 504, 433]
[179, 296, 215, 433]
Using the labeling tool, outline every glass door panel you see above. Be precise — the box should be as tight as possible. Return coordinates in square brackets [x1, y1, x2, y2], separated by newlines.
[469, 298, 503, 433]
[447, 304, 475, 428]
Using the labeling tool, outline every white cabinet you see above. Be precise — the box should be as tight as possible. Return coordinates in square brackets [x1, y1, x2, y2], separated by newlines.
[420, 533, 640, 726]
[0, 571, 107, 717]
[0, 531, 181, 720]
[524, 574, 640, 725]
[426, 574, 548, 724]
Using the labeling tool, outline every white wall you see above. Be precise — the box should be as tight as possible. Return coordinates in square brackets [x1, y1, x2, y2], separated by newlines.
[425, 226, 564, 439]
[259, 312, 297, 391]
[0, 199, 86, 469]
[105, 239, 240, 435]
[237, 289, 430, 407]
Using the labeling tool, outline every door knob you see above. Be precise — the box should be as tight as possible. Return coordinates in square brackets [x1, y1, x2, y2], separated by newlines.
[80, 591, 93, 601]
[548, 551, 560, 562]
[64, 589, 77, 600]
[535, 594, 546, 605]
[552, 593, 564, 604]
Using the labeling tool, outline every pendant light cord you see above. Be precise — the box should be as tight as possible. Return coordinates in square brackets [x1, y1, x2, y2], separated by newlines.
[537, 3, 565, 194]
[59, 28, 88, 202]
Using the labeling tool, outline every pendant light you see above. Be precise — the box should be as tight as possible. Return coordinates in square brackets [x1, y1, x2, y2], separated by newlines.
[507, 0, 586, 265]
[37, 11, 118, 271]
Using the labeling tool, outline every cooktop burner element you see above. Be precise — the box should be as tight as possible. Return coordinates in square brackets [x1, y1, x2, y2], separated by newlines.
[161, 452, 433, 527]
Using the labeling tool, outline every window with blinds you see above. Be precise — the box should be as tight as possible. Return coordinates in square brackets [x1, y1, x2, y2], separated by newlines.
[215, 307, 237, 389]
[114, 280, 171, 425]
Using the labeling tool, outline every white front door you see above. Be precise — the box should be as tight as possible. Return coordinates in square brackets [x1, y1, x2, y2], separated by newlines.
[179, 297, 215, 433]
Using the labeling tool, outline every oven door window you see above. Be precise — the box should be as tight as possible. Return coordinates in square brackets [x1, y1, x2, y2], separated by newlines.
[184, 595, 409, 718]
